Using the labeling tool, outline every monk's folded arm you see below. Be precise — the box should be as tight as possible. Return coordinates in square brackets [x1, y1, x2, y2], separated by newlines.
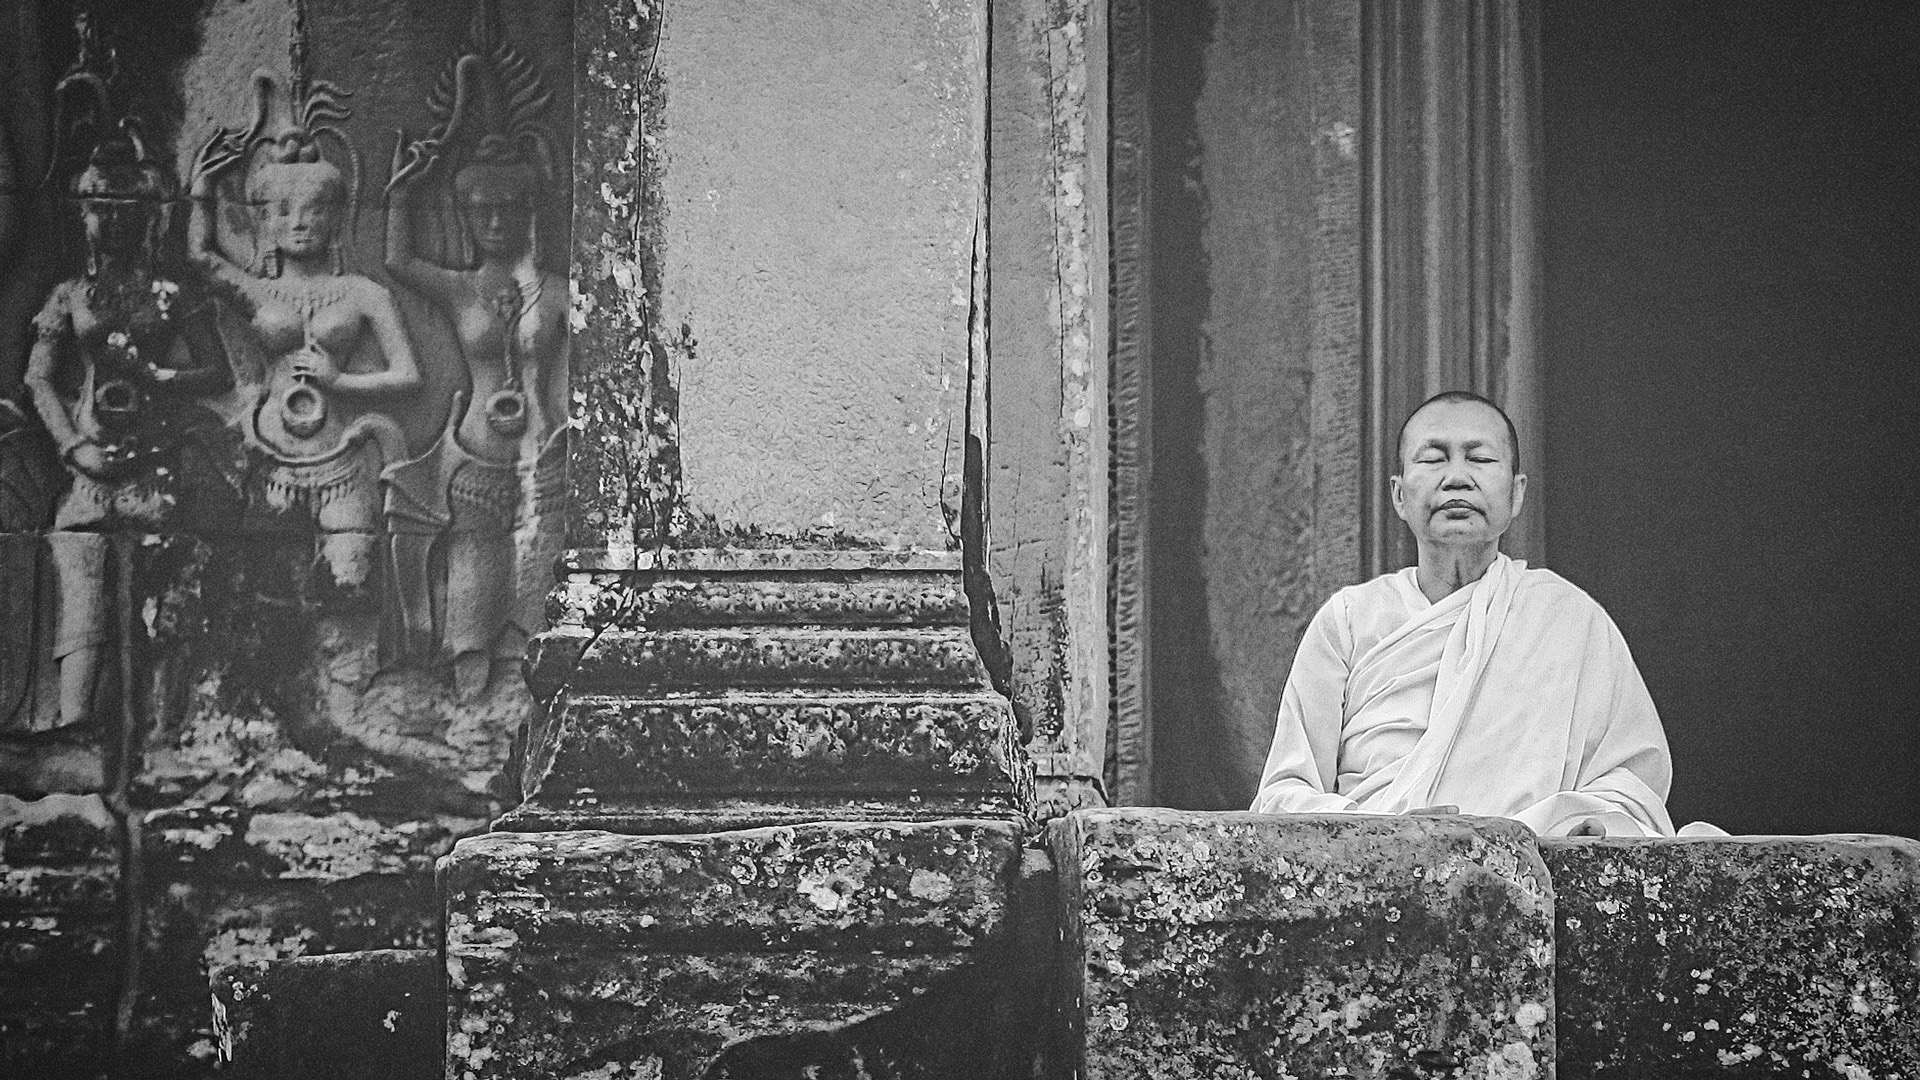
[1251, 593, 1365, 814]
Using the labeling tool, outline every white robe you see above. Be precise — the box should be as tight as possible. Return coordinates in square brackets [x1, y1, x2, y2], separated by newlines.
[1250, 554, 1681, 837]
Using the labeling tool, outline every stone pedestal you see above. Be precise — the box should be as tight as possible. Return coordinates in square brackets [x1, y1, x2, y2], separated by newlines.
[1545, 835, 1920, 1079]
[1052, 809, 1556, 1079]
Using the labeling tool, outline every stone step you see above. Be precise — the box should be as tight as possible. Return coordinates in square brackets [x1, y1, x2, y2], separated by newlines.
[529, 691, 1017, 790]
[526, 625, 996, 696]
[209, 948, 441, 1080]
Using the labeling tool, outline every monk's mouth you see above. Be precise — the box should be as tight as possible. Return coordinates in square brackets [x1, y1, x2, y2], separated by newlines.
[1436, 502, 1480, 514]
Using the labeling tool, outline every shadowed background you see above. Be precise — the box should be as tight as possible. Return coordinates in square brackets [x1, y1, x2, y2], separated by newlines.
[1542, 0, 1920, 837]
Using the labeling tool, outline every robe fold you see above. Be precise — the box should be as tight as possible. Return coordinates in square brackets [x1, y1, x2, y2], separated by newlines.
[1251, 554, 1681, 837]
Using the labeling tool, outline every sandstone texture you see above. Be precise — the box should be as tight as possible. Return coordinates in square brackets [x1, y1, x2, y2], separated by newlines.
[210, 948, 440, 1080]
[0, 793, 120, 1077]
[1053, 809, 1556, 1080]
[0, 0, 571, 1069]
[1546, 834, 1920, 1078]
[442, 819, 1029, 1080]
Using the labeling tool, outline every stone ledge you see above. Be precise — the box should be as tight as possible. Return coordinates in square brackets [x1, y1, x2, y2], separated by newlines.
[562, 548, 966, 573]
[1053, 809, 1556, 1080]
[493, 793, 1029, 835]
[1545, 833, 1920, 1079]
[526, 625, 993, 695]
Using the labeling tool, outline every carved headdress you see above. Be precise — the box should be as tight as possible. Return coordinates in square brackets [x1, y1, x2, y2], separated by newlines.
[216, 1, 361, 276]
[400, 0, 557, 267]
[42, 10, 175, 274]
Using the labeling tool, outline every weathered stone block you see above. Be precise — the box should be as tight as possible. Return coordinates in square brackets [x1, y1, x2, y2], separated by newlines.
[0, 794, 119, 1078]
[442, 819, 1030, 1079]
[129, 805, 446, 1076]
[1545, 834, 1920, 1079]
[210, 948, 441, 1080]
[1053, 809, 1556, 1080]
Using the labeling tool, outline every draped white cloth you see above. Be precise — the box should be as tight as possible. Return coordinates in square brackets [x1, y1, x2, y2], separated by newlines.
[1251, 554, 1683, 837]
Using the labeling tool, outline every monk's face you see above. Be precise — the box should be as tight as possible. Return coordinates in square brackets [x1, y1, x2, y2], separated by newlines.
[1391, 399, 1527, 548]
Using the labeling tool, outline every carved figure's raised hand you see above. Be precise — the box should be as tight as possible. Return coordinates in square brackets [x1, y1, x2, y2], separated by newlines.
[386, 132, 442, 194]
[64, 441, 121, 481]
[191, 128, 249, 196]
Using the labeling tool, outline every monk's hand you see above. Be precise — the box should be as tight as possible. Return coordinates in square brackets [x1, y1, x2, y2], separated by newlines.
[1568, 816, 1608, 837]
[1404, 805, 1459, 816]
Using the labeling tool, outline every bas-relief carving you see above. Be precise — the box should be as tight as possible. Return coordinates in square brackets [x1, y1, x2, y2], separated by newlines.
[0, 1, 567, 786]
[0, 1, 568, 1067]
[382, 0, 568, 701]
[189, 61, 418, 594]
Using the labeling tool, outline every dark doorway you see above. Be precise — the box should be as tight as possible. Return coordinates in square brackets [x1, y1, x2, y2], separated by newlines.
[1541, 1, 1920, 837]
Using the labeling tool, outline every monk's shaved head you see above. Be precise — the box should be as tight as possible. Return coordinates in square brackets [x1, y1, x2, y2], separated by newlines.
[1396, 390, 1520, 474]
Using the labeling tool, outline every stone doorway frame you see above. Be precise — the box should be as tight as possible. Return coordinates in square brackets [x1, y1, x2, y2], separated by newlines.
[1105, 0, 1544, 807]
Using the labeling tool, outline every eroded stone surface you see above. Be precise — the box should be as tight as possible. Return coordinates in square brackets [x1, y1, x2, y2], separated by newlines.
[518, 563, 1031, 832]
[1546, 834, 1920, 1079]
[210, 948, 440, 1080]
[0, 793, 119, 1077]
[529, 625, 994, 694]
[1054, 809, 1556, 1080]
[550, 569, 972, 628]
[442, 819, 1026, 1079]
[985, 0, 1112, 815]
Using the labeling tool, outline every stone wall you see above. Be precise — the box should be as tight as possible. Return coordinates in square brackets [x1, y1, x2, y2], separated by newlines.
[0, 1, 570, 1072]
[1053, 812, 1919, 1080]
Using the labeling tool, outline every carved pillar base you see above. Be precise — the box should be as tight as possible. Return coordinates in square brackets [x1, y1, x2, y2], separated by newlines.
[459, 551, 1039, 1078]
[508, 550, 1033, 834]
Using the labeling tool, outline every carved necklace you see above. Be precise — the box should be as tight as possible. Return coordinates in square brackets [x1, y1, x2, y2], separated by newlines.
[261, 276, 349, 439]
[260, 276, 353, 328]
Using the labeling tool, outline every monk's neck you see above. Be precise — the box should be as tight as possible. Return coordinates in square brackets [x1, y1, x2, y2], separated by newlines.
[1414, 543, 1499, 603]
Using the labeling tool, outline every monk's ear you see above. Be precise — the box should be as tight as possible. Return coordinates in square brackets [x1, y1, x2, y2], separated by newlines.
[1389, 473, 1410, 523]
[1510, 472, 1528, 519]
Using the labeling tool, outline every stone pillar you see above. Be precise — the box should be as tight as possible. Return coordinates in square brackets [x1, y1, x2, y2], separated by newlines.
[567, 0, 985, 555]
[529, 0, 1025, 833]
[986, 0, 1110, 817]
[448, 1, 1034, 1075]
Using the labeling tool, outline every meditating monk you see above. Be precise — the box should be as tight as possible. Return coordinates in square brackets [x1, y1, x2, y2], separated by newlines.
[1251, 390, 1713, 837]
